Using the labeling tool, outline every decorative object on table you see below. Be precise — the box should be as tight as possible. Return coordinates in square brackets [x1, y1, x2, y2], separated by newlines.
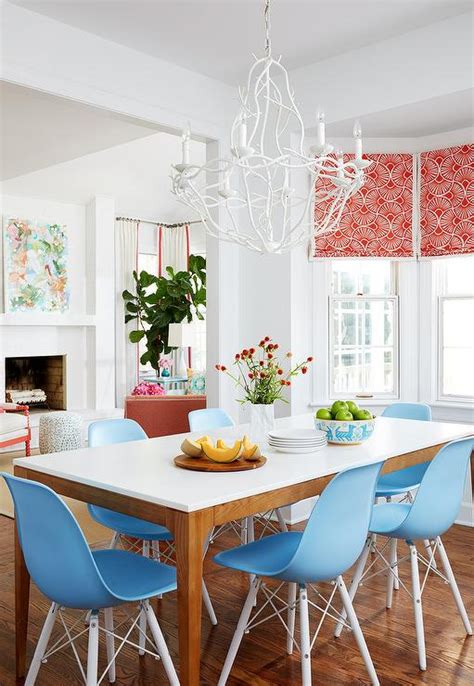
[131, 381, 166, 397]
[268, 428, 327, 454]
[315, 400, 376, 444]
[39, 411, 83, 454]
[215, 336, 313, 439]
[176, 436, 265, 471]
[3, 216, 69, 312]
[188, 371, 206, 395]
[174, 453, 266, 472]
[158, 357, 173, 377]
[168, 322, 195, 378]
[122, 254, 205, 371]
[171, 0, 370, 254]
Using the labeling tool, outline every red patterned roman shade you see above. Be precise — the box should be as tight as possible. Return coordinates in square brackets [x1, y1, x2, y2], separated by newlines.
[419, 144, 474, 257]
[313, 154, 414, 258]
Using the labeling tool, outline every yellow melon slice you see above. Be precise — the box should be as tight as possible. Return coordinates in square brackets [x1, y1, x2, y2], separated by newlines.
[201, 440, 243, 463]
[181, 438, 204, 458]
[241, 435, 262, 461]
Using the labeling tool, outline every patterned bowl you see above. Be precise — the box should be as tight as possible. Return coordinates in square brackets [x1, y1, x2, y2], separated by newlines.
[314, 417, 376, 445]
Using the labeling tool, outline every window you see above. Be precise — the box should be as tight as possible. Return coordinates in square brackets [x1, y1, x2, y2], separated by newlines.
[436, 256, 474, 401]
[330, 260, 398, 398]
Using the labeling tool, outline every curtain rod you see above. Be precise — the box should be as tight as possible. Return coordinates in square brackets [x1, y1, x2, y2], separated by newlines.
[115, 216, 203, 228]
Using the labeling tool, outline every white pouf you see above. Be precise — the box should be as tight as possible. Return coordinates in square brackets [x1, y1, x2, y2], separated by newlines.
[39, 411, 83, 454]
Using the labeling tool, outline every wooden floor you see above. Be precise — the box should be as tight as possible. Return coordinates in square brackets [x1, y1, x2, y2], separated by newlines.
[0, 516, 472, 686]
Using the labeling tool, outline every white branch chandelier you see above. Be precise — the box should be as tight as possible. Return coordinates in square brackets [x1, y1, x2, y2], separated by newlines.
[171, 0, 371, 254]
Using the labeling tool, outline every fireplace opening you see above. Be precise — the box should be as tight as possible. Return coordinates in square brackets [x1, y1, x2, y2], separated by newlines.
[5, 355, 66, 410]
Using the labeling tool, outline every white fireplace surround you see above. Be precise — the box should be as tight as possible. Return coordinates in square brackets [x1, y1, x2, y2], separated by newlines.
[0, 195, 116, 413]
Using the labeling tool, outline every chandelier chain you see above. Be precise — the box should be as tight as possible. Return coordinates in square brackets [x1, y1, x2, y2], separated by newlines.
[264, 0, 272, 56]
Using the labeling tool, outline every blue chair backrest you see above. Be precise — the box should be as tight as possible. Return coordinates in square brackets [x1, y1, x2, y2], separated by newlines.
[188, 408, 234, 432]
[382, 403, 432, 421]
[2, 473, 117, 609]
[390, 436, 474, 540]
[88, 418, 147, 447]
[281, 461, 384, 582]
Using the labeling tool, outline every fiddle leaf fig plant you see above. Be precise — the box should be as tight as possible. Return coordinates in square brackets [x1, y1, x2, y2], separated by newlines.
[123, 254, 206, 371]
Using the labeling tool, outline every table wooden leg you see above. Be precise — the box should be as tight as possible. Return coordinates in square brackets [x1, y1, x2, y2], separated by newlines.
[168, 509, 213, 686]
[15, 519, 30, 680]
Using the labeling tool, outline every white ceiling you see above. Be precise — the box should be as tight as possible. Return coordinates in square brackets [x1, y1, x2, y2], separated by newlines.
[326, 89, 474, 139]
[2, 130, 208, 252]
[0, 82, 160, 180]
[10, 0, 473, 85]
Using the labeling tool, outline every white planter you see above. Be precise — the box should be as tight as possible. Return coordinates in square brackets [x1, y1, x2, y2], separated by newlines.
[249, 403, 275, 443]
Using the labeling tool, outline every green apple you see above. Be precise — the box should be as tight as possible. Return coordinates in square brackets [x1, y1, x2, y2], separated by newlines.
[335, 410, 354, 421]
[346, 401, 359, 415]
[331, 400, 348, 417]
[354, 409, 373, 420]
[316, 408, 332, 420]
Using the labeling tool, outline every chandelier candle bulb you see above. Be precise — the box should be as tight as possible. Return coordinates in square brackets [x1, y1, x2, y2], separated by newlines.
[353, 120, 363, 161]
[317, 110, 325, 146]
[238, 117, 248, 148]
[182, 126, 191, 165]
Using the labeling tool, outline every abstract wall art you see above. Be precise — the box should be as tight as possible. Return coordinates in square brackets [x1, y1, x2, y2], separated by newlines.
[3, 217, 70, 312]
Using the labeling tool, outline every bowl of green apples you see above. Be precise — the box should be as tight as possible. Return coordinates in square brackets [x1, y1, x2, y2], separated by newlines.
[314, 400, 375, 445]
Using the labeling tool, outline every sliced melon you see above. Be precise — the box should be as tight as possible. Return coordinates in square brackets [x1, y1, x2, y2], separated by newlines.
[201, 440, 243, 464]
[196, 435, 212, 445]
[241, 435, 262, 461]
[181, 438, 204, 458]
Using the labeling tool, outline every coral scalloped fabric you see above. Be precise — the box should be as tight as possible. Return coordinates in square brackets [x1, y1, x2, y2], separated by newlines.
[419, 144, 474, 257]
[313, 154, 414, 258]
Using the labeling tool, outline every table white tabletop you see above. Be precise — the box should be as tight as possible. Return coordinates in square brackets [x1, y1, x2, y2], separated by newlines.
[14, 414, 473, 513]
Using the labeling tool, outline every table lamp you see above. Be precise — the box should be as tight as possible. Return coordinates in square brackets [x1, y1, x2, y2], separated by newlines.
[168, 322, 195, 377]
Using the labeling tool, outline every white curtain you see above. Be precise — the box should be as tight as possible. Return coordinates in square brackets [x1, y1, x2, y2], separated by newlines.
[115, 219, 139, 407]
[158, 224, 191, 372]
[158, 224, 190, 275]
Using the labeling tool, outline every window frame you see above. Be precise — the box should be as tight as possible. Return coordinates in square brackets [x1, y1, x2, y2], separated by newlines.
[328, 293, 400, 401]
[437, 294, 474, 403]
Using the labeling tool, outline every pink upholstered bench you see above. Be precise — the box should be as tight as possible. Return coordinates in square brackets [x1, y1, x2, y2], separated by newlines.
[0, 403, 31, 456]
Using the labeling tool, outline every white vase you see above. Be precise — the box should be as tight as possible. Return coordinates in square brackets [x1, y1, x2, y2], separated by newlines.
[248, 403, 275, 443]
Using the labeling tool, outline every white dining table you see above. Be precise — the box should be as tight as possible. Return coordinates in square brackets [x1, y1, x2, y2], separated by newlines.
[13, 413, 474, 685]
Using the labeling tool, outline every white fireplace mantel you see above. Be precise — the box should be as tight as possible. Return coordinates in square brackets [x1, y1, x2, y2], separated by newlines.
[0, 314, 96, 326]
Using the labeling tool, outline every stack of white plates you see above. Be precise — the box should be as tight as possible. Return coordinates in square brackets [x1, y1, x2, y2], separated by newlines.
[268, 428, 327, 454]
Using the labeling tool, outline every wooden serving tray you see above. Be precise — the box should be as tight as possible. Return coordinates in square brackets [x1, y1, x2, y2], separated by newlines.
[174, 454, 267, 472]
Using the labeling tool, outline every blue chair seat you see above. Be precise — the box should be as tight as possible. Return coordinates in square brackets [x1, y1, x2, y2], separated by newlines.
[370, 503, 411, 535]
[88, 505, 173, 541]
[375, 462, 429, 498]
[215, 531, 302, 577]
[92, 549, 177, 601]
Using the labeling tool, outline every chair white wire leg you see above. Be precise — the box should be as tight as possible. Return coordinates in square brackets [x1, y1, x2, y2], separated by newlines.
[337, 576, 380, 686]
[409, 543, 426, 671]
[87, 611, 100, 686]
[202, 579, 218, 626]
[25, 603, 59, 686]
[334, 535, 372, 638]
[142, 600, 179, 686]
[287, 582, 297, 655]
[299, 585, 312, 686]
[436, 537, 473, 634]
[386, 537, 398, 609]
[218, 577, 260, 686]
[109, 532, 120, 549]
[104, 608, 116, 683]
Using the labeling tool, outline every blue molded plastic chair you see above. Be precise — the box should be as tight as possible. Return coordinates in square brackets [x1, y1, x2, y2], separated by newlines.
[188, 407, 235, 432]
[2, 473, 179, 686]
[87, 418, 217, 629]
[375, 403, 432, 499]
[337, 437, 473, 671]
[214, 461, 384, 686]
